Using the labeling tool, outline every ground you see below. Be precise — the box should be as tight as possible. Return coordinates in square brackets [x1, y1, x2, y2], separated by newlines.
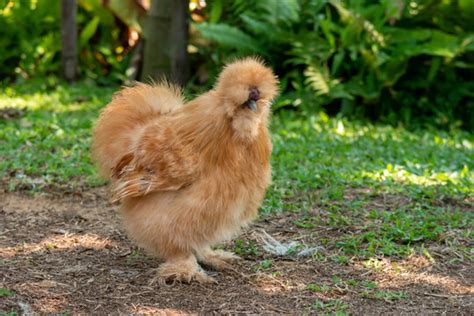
[1, 188, 472, 315]
[1, 82, 473, 314]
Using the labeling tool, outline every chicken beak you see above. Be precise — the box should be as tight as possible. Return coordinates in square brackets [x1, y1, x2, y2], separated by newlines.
[247, 99, 257, 112]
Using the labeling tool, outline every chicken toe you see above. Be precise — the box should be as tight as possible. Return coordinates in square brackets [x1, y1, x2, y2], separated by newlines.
[156, 255, 216, 284]
[196, 248, 241, 271]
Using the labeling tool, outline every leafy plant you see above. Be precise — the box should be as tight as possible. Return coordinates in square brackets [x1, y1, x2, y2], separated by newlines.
[0, 0, 140, 84]
[311, 298, 348, 314]
[233, 239, 258, 256]
[259, 259, 273, 269]
[0, 288, 14, 297]
[374, 290, 408, 301]
[0, 0, 61, 81]
[195, 0, 474, 130]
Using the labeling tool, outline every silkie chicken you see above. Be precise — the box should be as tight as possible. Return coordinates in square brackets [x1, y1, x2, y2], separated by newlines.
[92, 58, 278, 283]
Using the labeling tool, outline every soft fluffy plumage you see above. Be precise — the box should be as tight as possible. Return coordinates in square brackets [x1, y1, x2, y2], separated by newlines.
[92, 58, 278, 283]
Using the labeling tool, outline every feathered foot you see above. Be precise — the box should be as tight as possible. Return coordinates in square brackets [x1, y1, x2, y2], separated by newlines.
[196, 248, 241, 271]
[155, 255, 216, 284]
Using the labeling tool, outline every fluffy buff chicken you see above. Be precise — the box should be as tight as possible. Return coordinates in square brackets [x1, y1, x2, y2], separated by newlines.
[92, 58, 278, 283]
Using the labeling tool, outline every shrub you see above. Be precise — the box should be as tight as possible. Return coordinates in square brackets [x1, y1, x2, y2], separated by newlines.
[194, 0, 474, 130]
[0, 0, 133, 84]
[0, 0, 61, 82]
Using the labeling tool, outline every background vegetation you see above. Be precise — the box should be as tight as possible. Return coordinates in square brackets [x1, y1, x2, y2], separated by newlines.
[0, 2, 472, 313]
[1, 0, 473, 130]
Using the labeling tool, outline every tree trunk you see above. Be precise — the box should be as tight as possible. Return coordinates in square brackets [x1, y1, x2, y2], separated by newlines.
[140, 0, 189, 85]
[61, 0, 78, 82]
[171, 0, 189, 85]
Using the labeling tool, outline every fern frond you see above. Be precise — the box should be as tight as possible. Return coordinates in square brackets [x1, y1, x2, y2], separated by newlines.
[258, 0, 300, 26]
[304, 66, 330, 95]
[240, 14, 269, 35]
[196, 23, 261, 52]
[388, 28, 463, 58]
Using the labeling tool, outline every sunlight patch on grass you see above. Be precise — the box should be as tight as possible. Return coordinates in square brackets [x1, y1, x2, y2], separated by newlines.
[363, 163, 473, 187]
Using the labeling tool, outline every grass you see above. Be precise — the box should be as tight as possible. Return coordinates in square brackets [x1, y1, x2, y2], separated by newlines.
[268, 110, 472, 259]
[310, 298, 348, 314]
[0, 288, 14, 298]
[0, 81, 115, 191]
[1, 81, 473, 261]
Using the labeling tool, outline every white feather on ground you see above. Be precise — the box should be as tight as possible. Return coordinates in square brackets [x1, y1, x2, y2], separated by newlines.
[257, 230, 325, 257]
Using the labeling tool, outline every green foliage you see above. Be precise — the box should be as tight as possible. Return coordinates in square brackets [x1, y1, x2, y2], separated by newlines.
[307, 283, 332, 293]
[2, 1, 473, 129]
[0, 0, 61, 81]
[233, 239, 259, 256]
[311, 298, 348, 314]
[374, 290, 408, 301]
[196, 0, 474, 130]
[0, 287, 14, 297]
[0, 0, 132, 84]
[196, 23, 261, 52]
[75, 0, 135, 84]
[258, 259, 273, 270]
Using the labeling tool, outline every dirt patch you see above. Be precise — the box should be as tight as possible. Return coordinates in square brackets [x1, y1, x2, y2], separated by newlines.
[0, 107, 26, 120]
[1, 190, 473, 314]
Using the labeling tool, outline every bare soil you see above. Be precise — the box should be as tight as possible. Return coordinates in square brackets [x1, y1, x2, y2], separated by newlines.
[1, 189, 473, 315]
